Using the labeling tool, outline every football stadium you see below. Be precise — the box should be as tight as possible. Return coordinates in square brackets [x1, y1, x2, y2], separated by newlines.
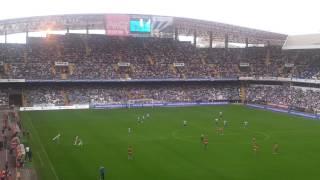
[1, 1, 320, 180]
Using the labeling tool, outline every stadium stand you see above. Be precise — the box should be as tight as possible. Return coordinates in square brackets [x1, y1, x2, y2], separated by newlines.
[24, 84, 241, 106]
[1, 13, 320, 180]
[0, 34, 319, 112]
[0, 34, 319, 80]
[246, 85, 320, 112]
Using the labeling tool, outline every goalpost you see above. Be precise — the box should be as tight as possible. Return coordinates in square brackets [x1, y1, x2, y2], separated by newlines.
[127, 99, 156, 108]
[313, 108, 320, 119]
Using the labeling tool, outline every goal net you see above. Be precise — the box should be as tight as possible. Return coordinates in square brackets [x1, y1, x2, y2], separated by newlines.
[314, 109, 320, 118]
[127, 99, 155, 105]
[127, 99, 161, 108]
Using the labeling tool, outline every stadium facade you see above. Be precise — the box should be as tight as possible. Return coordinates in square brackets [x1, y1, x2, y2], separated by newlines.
[0, 14, 287, 46]
[0, 14, 318, 115]
[0, 13, 320, 179]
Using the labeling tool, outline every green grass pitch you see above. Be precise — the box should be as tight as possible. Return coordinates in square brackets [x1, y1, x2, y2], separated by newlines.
[21, 105, 320, 180]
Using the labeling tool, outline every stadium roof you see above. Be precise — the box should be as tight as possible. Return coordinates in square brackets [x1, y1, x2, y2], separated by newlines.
[0, 14, 287, 46]
[282, 34, 320, 50]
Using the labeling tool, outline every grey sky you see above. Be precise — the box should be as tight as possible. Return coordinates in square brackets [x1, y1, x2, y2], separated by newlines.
[1, 0, 319, 35]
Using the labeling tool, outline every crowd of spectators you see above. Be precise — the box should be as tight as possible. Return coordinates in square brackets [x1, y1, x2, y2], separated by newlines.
[0, 82, 319, 114]
[246, 85, 320, 112]
[24, 84, 240, 106]
[0, 34, 319, 112]
[0, 34, 319, 80]
[18, 83, 320, 113]
[25, 87, 65, 106]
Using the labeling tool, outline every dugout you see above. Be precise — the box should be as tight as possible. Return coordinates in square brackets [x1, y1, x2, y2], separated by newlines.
[9, 94, 22, 107]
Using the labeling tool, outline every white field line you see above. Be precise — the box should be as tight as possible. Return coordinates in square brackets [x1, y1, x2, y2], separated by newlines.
[27, 118, 60, 180]
[37, 152, 44, 167]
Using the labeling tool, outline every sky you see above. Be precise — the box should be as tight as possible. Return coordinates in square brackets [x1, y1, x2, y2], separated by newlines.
[0, 0, 319, 35]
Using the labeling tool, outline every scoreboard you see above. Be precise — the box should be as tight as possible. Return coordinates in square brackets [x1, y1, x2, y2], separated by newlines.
[130, 18, 151, 33]
[105, 14, 173, 36]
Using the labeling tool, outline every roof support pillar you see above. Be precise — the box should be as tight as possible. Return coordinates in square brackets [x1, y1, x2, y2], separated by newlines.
[193, 30, 197, 46]
[174, 28, 179, 41]
[26, 28, 29, 44]
[267, 40, 270, 47]
[209, 31, 213, 48]
[245, 38, 249, 48]
[4, 29, 7, 44]
[225, 34, 229, 49]
[86, 25, 89, 35]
